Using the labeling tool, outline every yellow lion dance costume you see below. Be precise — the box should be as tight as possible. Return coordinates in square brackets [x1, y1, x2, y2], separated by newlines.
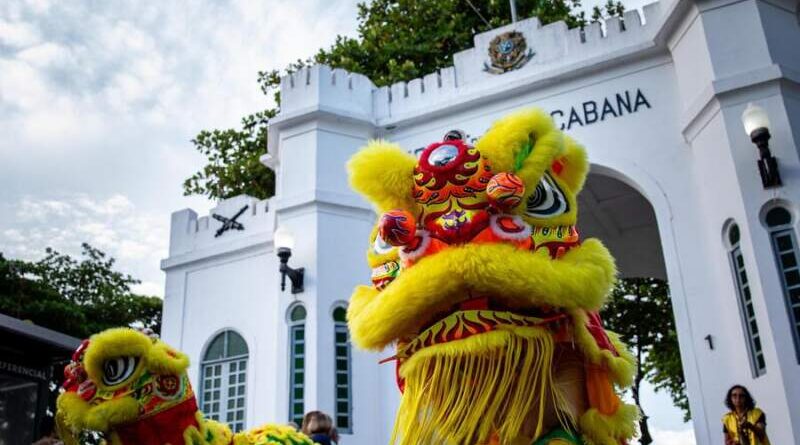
[56, 328, 315, 445]
[347, 109, 638, 445]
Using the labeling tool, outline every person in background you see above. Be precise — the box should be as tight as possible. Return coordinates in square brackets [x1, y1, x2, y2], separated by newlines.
[31, 416, 63, 445]
[330, 426, 340, 444]
[302, 411, 336, 445]
[722, 385, 770, 445]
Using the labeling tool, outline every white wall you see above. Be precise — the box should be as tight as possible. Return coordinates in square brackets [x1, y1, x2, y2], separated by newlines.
[161, 195, 282, 425]
[668, 1, 800, 443]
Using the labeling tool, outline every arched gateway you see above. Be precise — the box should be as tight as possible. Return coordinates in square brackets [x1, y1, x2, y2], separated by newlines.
[161, 1, 800, 444]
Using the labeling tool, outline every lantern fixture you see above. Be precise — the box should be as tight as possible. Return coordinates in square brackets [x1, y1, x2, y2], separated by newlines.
[741, 103, 782, 189]
[274, 226, 304, 294]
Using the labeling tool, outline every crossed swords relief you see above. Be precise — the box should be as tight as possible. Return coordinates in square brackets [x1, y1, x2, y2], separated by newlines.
[212, 205, 248, 238]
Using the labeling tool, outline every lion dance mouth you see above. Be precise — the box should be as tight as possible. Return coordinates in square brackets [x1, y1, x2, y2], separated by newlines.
[347, 109, 639, 445]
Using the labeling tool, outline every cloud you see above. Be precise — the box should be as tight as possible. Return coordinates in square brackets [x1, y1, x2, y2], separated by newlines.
[0, 58, 49, 110]
[1, 1, 360, 297]
[0, 19, 40, 48]
[649, 427, 697, 445]
[132, 280, 163, 297]
[1, 0, 359, 137]
[1, 193, 168, 295]
[3, 229, 24, 243]
[17, 198, 74, 221]
[16, 41, 70, 67]
[75, 194, 133, 216]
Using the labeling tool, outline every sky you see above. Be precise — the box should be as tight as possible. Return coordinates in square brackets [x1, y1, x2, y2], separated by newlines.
[0, 0, 693, 443]
[0, 0, 361, 295]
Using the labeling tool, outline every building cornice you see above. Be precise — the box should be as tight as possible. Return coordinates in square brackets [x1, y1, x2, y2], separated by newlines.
[681, 64, 800, 142]
[161, 232, 272, 271]
[269, 1, 686, 166]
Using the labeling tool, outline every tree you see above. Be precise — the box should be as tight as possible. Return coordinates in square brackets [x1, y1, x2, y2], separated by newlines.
[601, 277, 689, 444]
[184, 0, 624, 200]
[0, 244, 162, 339]
[182, 109, 277, 202]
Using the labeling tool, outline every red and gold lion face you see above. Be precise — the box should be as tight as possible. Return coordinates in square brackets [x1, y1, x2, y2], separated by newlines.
[348, 109, 637, 445]
[413, 139, 494, 243]
[56, 328, 193, 440]
[56, 329, 319, 445]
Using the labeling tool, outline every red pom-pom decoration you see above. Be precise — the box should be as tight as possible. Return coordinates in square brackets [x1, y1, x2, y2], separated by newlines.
[379, 210, 417, 246]
[486, 172, 525, 210]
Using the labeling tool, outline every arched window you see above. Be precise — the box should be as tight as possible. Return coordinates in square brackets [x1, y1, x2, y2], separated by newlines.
[726, 223, 766, 376]
[332, 305, 352, 433]
[201, 330, 248, 431]
[765, 206, 800, 361]
[288, 304, 307, 425]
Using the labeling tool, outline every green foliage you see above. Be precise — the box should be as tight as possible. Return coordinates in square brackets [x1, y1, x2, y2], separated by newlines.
[601, 277, 690, 444]
[648, 327, 691, 419]
[0, 244, 162, 339]
[183, 109, 277, 201]
[185, 0, 631, 200]
[592, 0, 625, 22]
[312, 0, 589, 88]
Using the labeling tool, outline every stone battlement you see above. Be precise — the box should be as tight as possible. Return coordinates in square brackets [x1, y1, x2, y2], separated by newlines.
[280, 66, 375, 123]
[277, 1, 667, 127]
[167, 195, 274, 257]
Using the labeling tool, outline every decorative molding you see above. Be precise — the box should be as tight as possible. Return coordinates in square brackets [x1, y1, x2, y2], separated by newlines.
[167, 196, 273, 258]
[483, 31, 535, 74]
[213, 205, 249, 237]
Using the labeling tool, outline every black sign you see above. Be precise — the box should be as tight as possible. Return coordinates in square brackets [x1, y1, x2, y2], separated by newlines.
[0, 359, 48, 380]
[409, 88, 652, 156]
[550, 88, 651, 131]
[212, 205, 249, 238]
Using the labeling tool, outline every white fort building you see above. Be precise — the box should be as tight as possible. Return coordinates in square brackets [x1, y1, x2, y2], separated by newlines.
[161, 0, 800, 443]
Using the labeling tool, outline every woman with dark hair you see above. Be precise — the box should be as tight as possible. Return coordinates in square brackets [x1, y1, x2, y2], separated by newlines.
[32, 415, 64, 445]
[301, 411, 337, 445]
[722, 385, 770, 445]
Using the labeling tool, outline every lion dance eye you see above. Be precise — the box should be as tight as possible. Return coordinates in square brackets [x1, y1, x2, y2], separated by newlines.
[525, 173, 569, 218]
[102, 357, 138, 386]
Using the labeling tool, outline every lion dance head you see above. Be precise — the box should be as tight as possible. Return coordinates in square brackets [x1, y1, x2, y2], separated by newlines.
[56, 328, 314, 445]
[347, 109, 638, 445]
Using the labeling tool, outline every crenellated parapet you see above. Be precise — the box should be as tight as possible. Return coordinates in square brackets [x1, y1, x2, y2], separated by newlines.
[382, 2, 665, 122]
[278, 65, 376, 122]
[167, 195, 274, 258]
[274, 1, 668, 133]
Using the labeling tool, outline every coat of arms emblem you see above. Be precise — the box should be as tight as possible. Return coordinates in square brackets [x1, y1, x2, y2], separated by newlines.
[483, 31, 535, 74]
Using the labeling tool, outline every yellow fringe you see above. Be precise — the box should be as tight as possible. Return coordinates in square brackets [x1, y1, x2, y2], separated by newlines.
[55, 408, 81, 445]
[392, 326, 570, 445]
[183, 412, 234, 445]
[579, 405, 640, 445]
[568, 310, 636, 388]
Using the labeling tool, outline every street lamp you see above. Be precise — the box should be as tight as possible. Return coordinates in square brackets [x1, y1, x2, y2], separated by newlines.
[275, 226, 304, 294]
[741, 103, 782, 189]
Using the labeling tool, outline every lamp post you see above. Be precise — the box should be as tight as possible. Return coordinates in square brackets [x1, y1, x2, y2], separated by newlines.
[742, 103, 782, 189]
[274, 226, 304, 294]
[510, 0, 518, 22]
